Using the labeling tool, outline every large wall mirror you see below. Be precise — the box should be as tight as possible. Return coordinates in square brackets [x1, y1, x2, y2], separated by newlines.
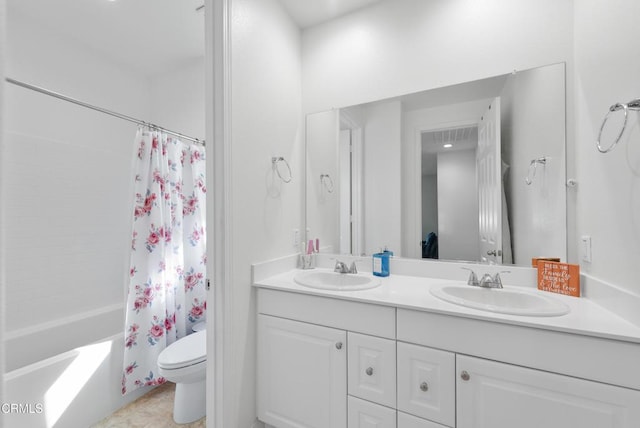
[305, 62, 567, 267]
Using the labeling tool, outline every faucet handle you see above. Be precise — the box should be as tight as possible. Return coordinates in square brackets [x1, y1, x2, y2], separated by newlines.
[334, 260, 349, 274]
[349, 261, 358, 274]
[493, 271, 511, 288]
[461, 267, 479, 286]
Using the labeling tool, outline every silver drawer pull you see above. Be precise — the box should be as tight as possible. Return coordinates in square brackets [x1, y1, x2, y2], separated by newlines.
[461, 370, 470, 381]
[420, 382, 429, 392]
[336, 342, 343, 350]
[365, 367, 374, 376]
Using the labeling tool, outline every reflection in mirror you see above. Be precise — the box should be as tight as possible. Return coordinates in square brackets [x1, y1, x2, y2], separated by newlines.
[305, 63, 567, 266]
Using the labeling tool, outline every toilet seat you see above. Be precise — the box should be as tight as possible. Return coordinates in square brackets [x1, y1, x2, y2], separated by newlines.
[158, 330, 206, 370]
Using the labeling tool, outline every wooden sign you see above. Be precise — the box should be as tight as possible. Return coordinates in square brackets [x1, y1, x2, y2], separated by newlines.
[531, 257, 561, 268]
[537, 261, 580, 297]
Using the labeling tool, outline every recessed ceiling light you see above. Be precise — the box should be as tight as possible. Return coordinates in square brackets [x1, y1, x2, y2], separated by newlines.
[443, 143, 453, 148]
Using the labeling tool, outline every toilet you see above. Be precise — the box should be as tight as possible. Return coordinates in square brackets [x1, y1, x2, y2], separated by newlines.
[157, 328, 207, 424]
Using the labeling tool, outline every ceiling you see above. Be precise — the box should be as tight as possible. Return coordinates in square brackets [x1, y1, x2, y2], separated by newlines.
[421, 126, 478, 175]
[279, 0, 384, 28]
[8, 0, 384, 77]
[8, 0, 206, 77]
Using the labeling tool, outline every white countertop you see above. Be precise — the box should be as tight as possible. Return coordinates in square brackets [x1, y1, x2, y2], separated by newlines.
[254, 268, 640, 344]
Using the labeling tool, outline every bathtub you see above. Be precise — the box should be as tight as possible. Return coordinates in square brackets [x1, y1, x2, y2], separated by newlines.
[3, 304, 151, 427]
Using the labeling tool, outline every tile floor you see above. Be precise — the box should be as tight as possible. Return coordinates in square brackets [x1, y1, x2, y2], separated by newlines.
[92, 383, 206, 428]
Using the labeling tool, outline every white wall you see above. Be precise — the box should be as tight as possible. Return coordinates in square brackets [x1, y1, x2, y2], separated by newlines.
[501, 64, 566, 265]
[363, 100, 402, 255]
[421, 174, 437, 239]
[437, 149, 479, 261]
[229, 0, 302, 426]
[3, 11, 148, 426]
[573, 0, 640, 294]
[4, 10, 147, 342]
[302, 0, 573, 114]
[149, 58, 206, 141]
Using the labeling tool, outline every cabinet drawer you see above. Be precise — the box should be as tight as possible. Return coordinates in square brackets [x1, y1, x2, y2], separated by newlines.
[348, 396, 396, 428]
[398, 412, 449, 428]
[348, 332, 396, 408]
[397, 342, 455, 427]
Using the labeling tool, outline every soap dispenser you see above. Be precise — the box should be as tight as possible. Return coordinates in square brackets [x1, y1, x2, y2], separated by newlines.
[372, 249, 390, 277]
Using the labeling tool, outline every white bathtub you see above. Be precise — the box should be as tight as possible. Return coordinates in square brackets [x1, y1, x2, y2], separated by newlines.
[3, 304, 151, 427]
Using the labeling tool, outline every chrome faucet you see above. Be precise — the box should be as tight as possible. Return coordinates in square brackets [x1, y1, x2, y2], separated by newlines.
[478, 272, 507, 289]
[462, 268, 509, 289]
[334, 260, 358, 274]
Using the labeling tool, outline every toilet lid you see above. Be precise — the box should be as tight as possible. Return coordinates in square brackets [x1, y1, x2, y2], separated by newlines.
[158, 330, 206, 369]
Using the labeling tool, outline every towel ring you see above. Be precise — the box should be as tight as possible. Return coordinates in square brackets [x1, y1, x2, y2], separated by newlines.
[596, 98, 640, 153]
[272, 157, 292, 183]
[320, 174, 334, 193]
[525, 157, 546, 185]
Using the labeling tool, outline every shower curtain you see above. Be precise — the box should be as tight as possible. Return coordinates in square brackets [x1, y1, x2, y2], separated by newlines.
[122, 129, 206, 395]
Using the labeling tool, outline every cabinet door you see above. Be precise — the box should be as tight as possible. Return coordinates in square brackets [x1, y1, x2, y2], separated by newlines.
[457, 355, 640, 428]
[348, 332, 397, 407]
[397, 342, 455, 427]
[258, 315, 347, 428]
[348, 396, 396, 428]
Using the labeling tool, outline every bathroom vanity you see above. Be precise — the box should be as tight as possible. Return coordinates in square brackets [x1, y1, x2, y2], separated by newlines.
[253, 260, 640, 428]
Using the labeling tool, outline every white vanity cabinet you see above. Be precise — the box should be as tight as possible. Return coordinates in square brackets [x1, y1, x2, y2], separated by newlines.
[256, 287, 640, 428]
[456, 355, 640, 428]
[257, 314, 347, 428]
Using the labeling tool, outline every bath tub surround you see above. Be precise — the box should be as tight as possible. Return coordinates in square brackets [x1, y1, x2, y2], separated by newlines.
[252, 253, 640, 428]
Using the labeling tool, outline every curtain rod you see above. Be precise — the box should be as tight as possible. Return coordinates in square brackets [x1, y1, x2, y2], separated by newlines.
[5, 77, 205, 146]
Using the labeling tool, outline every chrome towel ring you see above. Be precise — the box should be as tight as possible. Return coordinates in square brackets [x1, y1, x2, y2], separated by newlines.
[596, 98, 640, 153]
[525, 157, 546, 185]
[320, 174, 334, 193]
[272, 157, 292, 183]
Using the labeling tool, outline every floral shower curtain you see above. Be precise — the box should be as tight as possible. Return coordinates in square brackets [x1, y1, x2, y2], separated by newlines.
[122, 129, 206, 395]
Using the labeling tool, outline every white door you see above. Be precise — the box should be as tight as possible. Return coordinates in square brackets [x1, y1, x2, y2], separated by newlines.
[476, 98, 502, 263]
[257, 315, 347, 428]
[457, 355, 640, 428]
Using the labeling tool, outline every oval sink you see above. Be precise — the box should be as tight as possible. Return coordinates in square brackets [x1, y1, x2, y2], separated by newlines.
[430, 284, 570, 317]
[294, 270, 381, 291]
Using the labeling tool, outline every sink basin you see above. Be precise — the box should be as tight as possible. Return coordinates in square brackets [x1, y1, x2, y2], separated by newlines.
[294, 270, 381, 291]
[430, 284, 570, 317]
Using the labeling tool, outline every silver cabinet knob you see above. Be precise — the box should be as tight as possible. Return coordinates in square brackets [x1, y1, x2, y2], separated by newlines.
[460, 370, 470, 381]
[365, 367, 374, 376]
[335, 342, 343, 350]
[487, 250, 497, 256]
[420, 382, 429, 392]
